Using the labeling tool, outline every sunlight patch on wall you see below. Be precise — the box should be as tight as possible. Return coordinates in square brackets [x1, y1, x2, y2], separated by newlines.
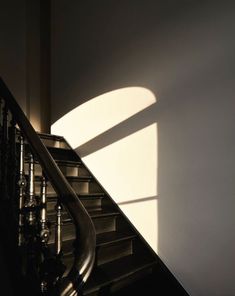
[120, 199, 158, 253]
[83, 123, 157, 201]
[82, 122, 158, 252]
[51, 87, 156, 149]
[51, 87, 158, 253]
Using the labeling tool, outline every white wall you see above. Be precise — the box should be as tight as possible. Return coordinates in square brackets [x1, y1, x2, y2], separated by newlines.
[51, 1, 235, 295]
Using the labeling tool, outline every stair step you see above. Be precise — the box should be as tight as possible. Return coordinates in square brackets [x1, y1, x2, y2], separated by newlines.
[34, 175, 95, 195]
[38, 132, 70, 149]
[57, 231, 137, 262]
[92, 210, 120, 234]
[37, 132, 65, 141]
[96, 232, 137, 266]
[48, 209, 120, 239]
[96, 231, 136, 247]
[47, 146, 78, 161]
[49, 219, 75, 244]
[89, 209, 119, 218]
[47, 193, 105, 212]
[56, 160, 90, 177]
[67, 176, 104, 194]
[81, 253, 156, 295]
[66, 176, 93, 182]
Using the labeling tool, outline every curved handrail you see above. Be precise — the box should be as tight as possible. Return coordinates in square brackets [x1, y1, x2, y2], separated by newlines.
[0, 77, 96, 295]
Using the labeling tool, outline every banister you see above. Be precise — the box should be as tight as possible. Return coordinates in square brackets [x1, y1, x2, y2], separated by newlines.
[0, 77, 96, 295]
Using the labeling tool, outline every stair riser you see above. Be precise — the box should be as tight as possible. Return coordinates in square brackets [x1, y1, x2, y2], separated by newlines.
[40, 138, 70, 149]
[26, 162, 89, 178]
[24, 163, 42, 176]
[93, 216, 117, 234]
[47, 198, 102, 213]
[48, 148, 77, 161]
[81, 198, 102, 210]
[84, 266, 153, 296]
[58, 239, 134, 266]
[58, 165, 90, 177]
[70, 181, 102, 194]
[48, 238, 74, 255]
[49, 223, 75, 244]
[107, 266, 153, 294]
[49, 215, 118, 244]
[96, 240, 133, 266]
[35, 182, 55, 195]
[58, 166, 79, 177]
[34, 180, 100, 195]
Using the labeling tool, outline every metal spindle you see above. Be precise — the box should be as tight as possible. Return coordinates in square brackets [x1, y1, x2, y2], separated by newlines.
[8, 116, 17, 202]
[25, 153, 36, 224]
[18, 135, 26, 245]
[40, 176, 49, 243]
[2, 103, 8, 200]
[0, 98, 2, 195]
[55, 202, 62, 255]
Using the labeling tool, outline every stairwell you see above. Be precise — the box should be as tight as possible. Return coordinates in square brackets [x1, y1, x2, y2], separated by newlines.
[0, 76, 189, 295]
[35, 132, 188, 295]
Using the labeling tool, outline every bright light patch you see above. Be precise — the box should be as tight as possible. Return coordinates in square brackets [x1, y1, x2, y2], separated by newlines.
[51, 87, 158, 253]
[83, 123, 157, 201]
[120, 199, 158, 253]
[51, 87, 156, 149]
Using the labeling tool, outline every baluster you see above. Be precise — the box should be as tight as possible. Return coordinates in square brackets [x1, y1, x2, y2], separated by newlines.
[40, 175, 50, 243]
[18, 135, 26, 246]
[0, 98, 2, 195]
[55, 202, 62, 255]
[8, 116, 17, 207]
[1, 102, 9, 200]
[25, 153, 36, 224]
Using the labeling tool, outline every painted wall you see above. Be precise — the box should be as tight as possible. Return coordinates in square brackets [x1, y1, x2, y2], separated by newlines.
[0, 0, 50, 132]
[0, 0, 27, 112]
[51, 1, 235, 295]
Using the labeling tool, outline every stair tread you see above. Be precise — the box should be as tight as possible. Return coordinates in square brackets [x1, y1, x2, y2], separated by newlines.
[37, 132, 65, 141]
[66, 175, 93, 181]
[89, 209, 120, 218]
[47, 146, 78, 160]
[46, 192, 105, 201]
[34, 175, 92, 182]
[77, 193, 106, 198]
[55, 159, 81, 166]
[49, 231, 136, 256]
[81, 253, 157, 293]
[25, 158, 81, 166]
[48, 208, 119, 223]
[60, 209, 119, 220]
[96, 231, 136, 247]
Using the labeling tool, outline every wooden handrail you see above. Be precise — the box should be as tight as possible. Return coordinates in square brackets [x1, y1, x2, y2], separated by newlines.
[0, 77, 96, 295]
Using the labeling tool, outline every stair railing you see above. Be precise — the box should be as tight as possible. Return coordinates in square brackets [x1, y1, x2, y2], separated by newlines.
[0, 77, 96, 295]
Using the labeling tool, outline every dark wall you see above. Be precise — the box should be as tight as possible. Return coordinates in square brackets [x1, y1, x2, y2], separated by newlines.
[51, 0, 201, 123]
[51, 1, 235, 295]
[0, 0, 27, 112]
[0, 0, 51, 132]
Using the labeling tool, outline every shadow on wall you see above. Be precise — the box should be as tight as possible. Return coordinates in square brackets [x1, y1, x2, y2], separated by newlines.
[52, 87, 159, 253]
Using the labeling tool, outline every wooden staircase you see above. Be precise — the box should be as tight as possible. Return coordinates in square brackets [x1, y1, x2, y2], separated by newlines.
[0, 77, 189, 295]
[36, 133, 188, 295]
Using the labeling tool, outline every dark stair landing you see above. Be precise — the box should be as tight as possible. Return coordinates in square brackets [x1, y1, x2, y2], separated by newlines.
[37, 132, 189, 296]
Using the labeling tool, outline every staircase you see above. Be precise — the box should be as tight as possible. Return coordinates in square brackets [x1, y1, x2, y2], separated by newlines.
[35, 133, 188, 296]
[0, 77, 189, 296]
[37, 133, 156, 295]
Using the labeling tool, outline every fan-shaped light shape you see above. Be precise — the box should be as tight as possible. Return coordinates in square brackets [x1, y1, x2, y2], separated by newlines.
[51, 87, 156, 149]
[51, 87, 158, 252]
